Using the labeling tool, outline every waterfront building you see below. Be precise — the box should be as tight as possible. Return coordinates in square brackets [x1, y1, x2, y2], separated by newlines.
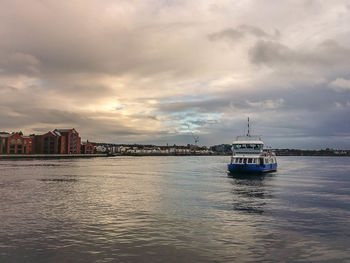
[34, 130, 66, 154]
[95, 145, 108, 153]
[81, 141, 95, 154]
[0, 132, 33, 154]
[53, 128, 81, 154]
[0, 129, 93, 155]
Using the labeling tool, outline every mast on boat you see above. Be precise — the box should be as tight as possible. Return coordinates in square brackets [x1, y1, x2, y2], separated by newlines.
[246, 117, 250, 137]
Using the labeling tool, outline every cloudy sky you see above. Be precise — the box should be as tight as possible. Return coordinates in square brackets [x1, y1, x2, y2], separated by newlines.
[1, 0, 350, 148]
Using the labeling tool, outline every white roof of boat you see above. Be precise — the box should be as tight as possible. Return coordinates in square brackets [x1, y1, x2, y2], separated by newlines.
[233, 135, 263, 144]
[233, 140, 263, 144]
[232, 154, 262, 158]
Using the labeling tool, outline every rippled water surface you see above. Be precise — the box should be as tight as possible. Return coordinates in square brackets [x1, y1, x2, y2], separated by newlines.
[0, 156, 350, 262]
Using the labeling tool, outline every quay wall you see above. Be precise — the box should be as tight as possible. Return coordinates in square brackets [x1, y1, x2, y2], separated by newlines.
[0, 154, 108, 159]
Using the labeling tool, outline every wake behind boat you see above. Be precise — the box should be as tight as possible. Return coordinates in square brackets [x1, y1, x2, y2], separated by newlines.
[227, 118, 277, 174]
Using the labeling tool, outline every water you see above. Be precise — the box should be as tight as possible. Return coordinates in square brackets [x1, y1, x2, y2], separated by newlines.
[0, 156, 349, 262]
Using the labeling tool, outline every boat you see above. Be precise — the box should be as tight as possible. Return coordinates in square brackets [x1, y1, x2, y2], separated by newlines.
[227, 118, 277, 174]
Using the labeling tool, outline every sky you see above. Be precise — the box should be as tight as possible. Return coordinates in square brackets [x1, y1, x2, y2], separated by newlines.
[1, 0, 350, 149]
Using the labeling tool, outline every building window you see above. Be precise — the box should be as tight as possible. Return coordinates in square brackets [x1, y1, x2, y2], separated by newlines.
[44, 136, 55, 154]
[2, 138, 7, 153]
[17, 140, 22, 154]
[70, 133, 78, 153]
[10, 139, 16, 154]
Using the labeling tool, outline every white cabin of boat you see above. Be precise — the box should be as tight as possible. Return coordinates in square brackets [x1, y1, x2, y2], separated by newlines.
[232, 135, 264, 155]
[229, 117, 277, 167]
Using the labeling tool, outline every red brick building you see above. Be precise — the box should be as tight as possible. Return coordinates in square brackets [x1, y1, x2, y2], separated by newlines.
[81, 141, 95, 154]
[0, 132, 33, 154]
[34, 128, 81, 154]
[34, 131, 66, 154]
[53, 128, 81, 154]
[1, 128, 85, 155]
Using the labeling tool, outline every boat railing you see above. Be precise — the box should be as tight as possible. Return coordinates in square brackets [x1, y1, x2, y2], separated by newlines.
[235, 135, 262, 141]
[233, 149, 262, 155]
[262, 150, 276, 157]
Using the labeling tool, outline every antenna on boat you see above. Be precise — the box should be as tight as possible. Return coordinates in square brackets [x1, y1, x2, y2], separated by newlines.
[247, 117, 250, 137]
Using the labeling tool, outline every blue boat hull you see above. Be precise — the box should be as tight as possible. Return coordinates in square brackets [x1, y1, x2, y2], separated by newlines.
[227, 163, 277, 173]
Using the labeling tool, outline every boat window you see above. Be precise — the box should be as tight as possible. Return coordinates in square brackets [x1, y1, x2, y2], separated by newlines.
[265, 158, 269, 164]
[239, 158, 243, 163]
[247, 158, 252, 163]
[233, 144, 246, 149]
[235, 144, 258, 149]
[252, 158, 256, 163]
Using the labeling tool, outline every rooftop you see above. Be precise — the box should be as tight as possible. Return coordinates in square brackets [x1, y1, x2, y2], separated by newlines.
[54, 128, 76, 133]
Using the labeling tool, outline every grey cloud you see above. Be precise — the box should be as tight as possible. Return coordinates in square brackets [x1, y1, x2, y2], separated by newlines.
[155, 84, 345, 114]
[208, 25, 275, 42]
[0, 1, 206, 79]
[156, 98, 228, 113]
[209, 28, 244, 41]
[0, 52, 40, 76]
[249, 40, 291, 65]
[249, 40, 350, 71]
[152, 82, 350, 146]
[239, 25, 272, 38]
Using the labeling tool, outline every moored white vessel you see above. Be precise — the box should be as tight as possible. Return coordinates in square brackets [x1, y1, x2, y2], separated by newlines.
[227, 118, 277, 173]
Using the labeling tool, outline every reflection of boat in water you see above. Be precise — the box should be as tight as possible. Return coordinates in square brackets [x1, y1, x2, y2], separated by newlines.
[228, 118, 277, 174]
[229, 173, 272, 214]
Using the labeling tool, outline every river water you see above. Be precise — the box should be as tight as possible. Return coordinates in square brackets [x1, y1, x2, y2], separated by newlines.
[0, 156, 349, 262]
